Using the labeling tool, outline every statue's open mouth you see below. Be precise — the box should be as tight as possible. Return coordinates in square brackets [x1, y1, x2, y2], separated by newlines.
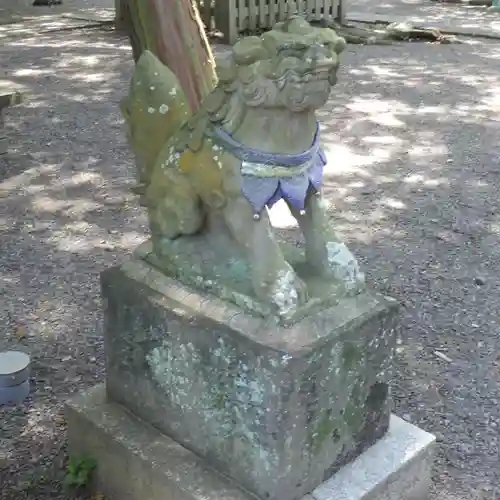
[293, 63, 336, 83]
[301, 70, 334, 83]
[312, 63, 337, 77]
[276, 63, 335, 87]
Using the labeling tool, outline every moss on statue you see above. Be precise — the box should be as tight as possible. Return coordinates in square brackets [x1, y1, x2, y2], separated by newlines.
[122, 17, 369, 322]
[309, 410, 340, 456]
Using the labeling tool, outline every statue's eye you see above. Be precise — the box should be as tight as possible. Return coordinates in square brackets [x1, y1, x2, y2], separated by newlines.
[277, 47, 306, 61]
[319, 42, 334, 52]
[277, 43, 308, 59]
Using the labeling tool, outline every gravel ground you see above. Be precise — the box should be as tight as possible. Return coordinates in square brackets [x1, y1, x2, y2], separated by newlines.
[1, 24, 500, 500]
[347, 0, 500, 27]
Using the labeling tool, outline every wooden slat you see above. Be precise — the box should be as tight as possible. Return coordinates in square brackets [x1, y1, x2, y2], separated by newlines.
[239, 0, 246, 31]
[202, 0, 212, 30]
[258, 0, 266, 27]
[211, 0, 343, 43]
[326, 0, 332, 16]
[337, 0, 345, 21]
[214, 0, 237, 44]
[278, 0, 286, 21]
[234, 0, 240, 31]
[297, 0, 304, 17]
[268, 0, 276, 26]
[248, 0, 257, 31]
[236, 0, 246, 31]
[314, 0, 323, 21]
[228, 0, 238, 41]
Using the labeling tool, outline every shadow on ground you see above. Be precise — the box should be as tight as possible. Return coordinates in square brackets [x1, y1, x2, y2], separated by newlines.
[0, 26, 499, 500]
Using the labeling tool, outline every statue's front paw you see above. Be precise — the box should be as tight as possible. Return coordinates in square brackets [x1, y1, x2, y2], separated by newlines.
[326, 242, 365, 292]
[269, 268, 309, 319]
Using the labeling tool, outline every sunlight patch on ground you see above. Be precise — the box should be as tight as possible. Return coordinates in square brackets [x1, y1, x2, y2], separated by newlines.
[362, 135, 405, 147]
[46, 220, 145, 253]
[349, 65, 401, 79]
[16, 168, 104, 195]
[481, 90, 500, 113]
[60, 171, 103, 187]
[379, 197, 406, 210]
[268, 200, 298, 229]
[31, 195, 70, 213]
[369, 112, 406, 128]
[20, 404, 58, 440]
[4, 36, 130, 52]
[70, 72, 110, 83]
[0, 164, 59, 194]
[346, 96, 414, 116]
[403, 173, 450, 188]
[326, 220, 406, 246]
[11, 68, 51, 77]
[408, 143, 448, 160]
[414, 105, 448, 116]
[322, 142, 400, 176]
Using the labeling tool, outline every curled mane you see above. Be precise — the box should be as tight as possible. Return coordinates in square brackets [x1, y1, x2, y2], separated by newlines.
[179, 16, 346, 152]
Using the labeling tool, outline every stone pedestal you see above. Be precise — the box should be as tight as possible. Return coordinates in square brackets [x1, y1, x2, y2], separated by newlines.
[0, 92, 23, 155]
[100, 257, 399, 500]
[65, 385, 436, 500]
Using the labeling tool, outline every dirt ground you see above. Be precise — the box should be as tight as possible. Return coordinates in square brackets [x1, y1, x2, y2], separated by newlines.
[1, 13, 500, 500]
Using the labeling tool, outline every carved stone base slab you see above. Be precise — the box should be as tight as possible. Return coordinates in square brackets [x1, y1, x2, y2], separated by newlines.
[135, 237, 353, 323]
[65, 385, 436, 500]
[101, 257, 399, 500]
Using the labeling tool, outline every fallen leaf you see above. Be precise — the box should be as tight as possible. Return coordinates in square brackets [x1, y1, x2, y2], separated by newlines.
[434, 351, 453, 363]
[15, 325, 26, 339]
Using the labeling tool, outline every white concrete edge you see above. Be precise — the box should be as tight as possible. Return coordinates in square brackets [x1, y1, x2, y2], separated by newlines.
[346, 11, 500, 40]
[312, 415, 436, 500]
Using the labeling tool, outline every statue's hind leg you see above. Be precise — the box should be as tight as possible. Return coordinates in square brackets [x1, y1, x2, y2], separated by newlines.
[222, 196, 308, 318]
[286, 190, 365, 292]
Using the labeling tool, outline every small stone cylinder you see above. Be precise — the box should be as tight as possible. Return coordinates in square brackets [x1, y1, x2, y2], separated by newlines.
[0, 351, 31, 406]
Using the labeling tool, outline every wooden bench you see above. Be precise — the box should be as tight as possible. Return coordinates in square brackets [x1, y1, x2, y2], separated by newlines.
[0, 91, 23, 155]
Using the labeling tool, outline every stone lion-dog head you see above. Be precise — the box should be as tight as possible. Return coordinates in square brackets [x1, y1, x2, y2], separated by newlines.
[204, 16, 347, 131]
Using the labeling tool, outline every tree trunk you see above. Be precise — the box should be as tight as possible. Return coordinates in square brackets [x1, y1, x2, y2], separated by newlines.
[121, 0, 217, 112]
[114, 0, 128, 31]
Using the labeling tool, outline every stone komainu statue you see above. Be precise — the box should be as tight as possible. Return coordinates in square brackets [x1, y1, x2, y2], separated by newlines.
[121, 16, 365, 321]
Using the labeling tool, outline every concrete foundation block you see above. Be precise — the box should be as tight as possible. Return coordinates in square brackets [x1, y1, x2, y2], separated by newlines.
[65, 385, 436, 500]
[311, 415, 436, 500]
[0, 136, 8, 155]
[66, 385, 256, 500]
[101, 258, 400, 500]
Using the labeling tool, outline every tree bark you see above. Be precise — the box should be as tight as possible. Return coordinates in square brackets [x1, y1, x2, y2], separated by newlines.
[121, 0, 217, 112]
[115, 0, 128, 31]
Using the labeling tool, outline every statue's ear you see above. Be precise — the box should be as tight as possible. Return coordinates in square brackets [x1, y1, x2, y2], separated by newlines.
[334, 37, 347, 54]
[232, 36, 268, 66]
[204, 88, 227, 114]
[285, 16, 311, 34]
[317, 27, 347, 54]
[216, 55, 237, 83]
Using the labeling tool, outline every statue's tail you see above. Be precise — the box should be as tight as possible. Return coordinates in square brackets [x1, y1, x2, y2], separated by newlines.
[120, 50, 191, 198]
